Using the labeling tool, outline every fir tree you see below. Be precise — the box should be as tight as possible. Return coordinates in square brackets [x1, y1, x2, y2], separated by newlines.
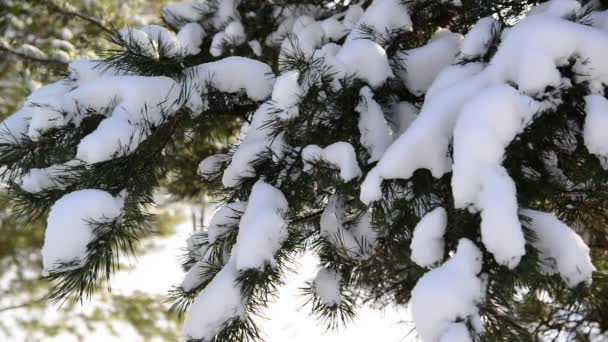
[1, 0, 608, 341]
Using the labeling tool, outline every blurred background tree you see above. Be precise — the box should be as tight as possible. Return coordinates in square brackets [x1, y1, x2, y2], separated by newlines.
[0, 0, 185, 340]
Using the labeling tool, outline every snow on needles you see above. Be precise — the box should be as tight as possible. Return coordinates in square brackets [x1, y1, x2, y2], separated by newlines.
[302, 142, 362, 182]
[411, 239, 485, 342]
[520, 209, 595, 287]
[411, 207, 447, 268]
[584, 95, 608, 169]
[41, 189, 125, 275]
[313, 268, 342, 306]
[232, 180, 289, 271]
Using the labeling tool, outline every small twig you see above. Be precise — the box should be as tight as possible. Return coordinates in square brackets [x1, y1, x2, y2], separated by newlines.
[45, 2, 113, 35]
[0, 45, 68, 66]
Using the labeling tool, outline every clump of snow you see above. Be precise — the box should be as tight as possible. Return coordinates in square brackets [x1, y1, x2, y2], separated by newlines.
[232, 180, 289, 270]
[388, 101, 418, 137]
[194, 56, 275, 102]
[183, 258, 246, 340]
[302, 142, 362, 182]
[222, 103, 283, 187]
[207, 202, 248, 244]
[272, 71, 303, 120]
[527, 0, 581, 18]
[210, 21, 246, 57]
[584, 95, 608, 169]
[16, 44, 47, 59]
[397, 29, 463, 95]
[177, 23, 206, 55]
[439, 322, 473, 342]
[411, 239, 484, 342]
[460, 17, 500, 57]
[19, 160, 81, 193]
[452, 85, 536, 268]
[313, 268, 342, 306]
[198, 154, 231, 180]
[334, 39, 394, 88]
[410, 207, 447, 268]
[41, 189, 124, 275]
[521, 209, 596, 287]
[356, 87, 392, 162]
[320, 196, 376, 259]
[347, 0, 412, 41]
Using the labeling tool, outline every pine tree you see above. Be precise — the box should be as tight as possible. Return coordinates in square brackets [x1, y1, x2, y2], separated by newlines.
[2, 0, 608, 341]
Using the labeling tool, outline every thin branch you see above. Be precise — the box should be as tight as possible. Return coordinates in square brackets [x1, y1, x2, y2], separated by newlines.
[0, 45, 68, 66]
[45, 2, 113, 35]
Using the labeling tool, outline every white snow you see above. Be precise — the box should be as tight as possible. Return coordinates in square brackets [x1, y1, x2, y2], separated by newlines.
[356, 87, 392, 162]
[302, 142, 362, 182]
[207, 202, 248, 244]
[232, 180, 288, 270]
[397, 29, 462, 96]
[439, 323, 472, 342]
[319, 196, 375, 260]
[347, 0, 412, 41]
[198, 154, 231, 180]
[183, 257, 246, 340]
[41, 189, 124, 275]
[272, 71, 303, 120]
[313, 268, 341, 306]
[222, 103, 282, 187]
[410, 207, 447, 268]
[411, 239, 484, 342]
[452, 85, 536, 268]
[177, 23, 206, 55]
[334, 39, 394, 88]
[520, 209, 595, 287]
[584, 95, 608, 169]
[460, 17, 499, 57]
[19, 160, 81, 193]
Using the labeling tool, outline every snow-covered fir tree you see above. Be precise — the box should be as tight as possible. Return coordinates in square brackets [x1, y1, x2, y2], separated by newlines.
[2, 0, 608, 341]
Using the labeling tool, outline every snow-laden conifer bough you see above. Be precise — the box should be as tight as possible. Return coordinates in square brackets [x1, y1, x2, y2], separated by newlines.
[2, 0, 608, 341]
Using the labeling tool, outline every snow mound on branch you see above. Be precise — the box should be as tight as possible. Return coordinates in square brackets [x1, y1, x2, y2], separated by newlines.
[334, 39, 394, 88]
[41, 189, 124, 275]
[439, 323, 473, 342]
[177, 22, 206, 55]
[183, 258, 246, 340]
[194, 56, 274, 102]
[347, 0, 412, 41]
[527, 0, 581, 18]
[232, 180, 288, 270]
[397, 29, 463, 96]
[584, 95, 608, 169]
[411, 207, 447, 268]
[460, 17, 499, 57]
[302, 142, 362, 182]
[320, 196, 377, 260]
[388, 101, 418, 137]
[20, 56, 274, 165]
[356, 87, 392, 162]
[207, 202, 248, 244]
[521, 209, 595, 287]
[411, 239, 484, 342]
[198, 154, 231, 180]
[222, 103, 284, 187]
[19, 160, 81, 193]
[452, 85, 537, 268]
[313, 268, 341, 306]
[272, 70, 303, 120]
